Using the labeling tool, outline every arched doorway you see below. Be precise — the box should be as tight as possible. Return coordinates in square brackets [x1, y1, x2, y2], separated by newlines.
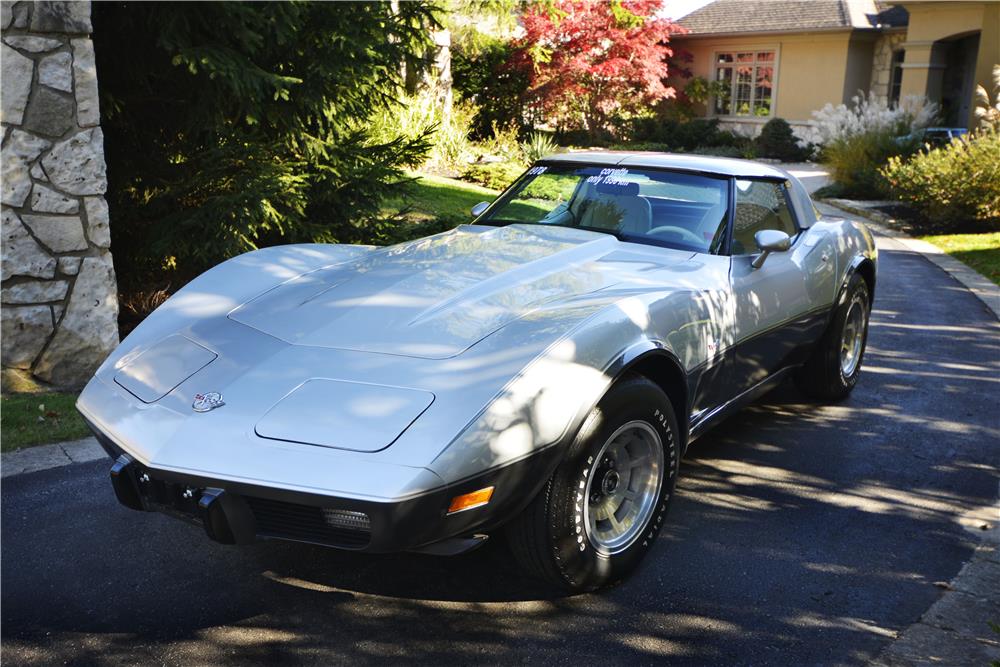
[932, 32, 981, 127]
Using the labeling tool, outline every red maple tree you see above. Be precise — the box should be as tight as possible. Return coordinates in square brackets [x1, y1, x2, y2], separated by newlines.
[512, 0, 683, 137]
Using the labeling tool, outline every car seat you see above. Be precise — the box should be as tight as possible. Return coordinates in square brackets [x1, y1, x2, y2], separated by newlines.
[577, 181, 653, 236]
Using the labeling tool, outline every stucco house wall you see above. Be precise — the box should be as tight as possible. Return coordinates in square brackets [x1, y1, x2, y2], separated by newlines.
[899, 1, 1000, 127]
[1, 0, 119, 389]
[673, 0, 999, 138]
[672, 30, 860, 142]
[843, 32, 877, 102]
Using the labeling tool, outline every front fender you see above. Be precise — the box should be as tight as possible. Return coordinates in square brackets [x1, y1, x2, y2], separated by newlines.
[428, 281, 730, 486]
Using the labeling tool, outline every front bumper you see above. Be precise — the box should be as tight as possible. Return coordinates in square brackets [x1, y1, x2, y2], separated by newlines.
[91, 422, 563, 554]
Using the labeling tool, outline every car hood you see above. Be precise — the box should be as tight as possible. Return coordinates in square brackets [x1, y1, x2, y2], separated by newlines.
[82, 224, 724, 488]
[229, 224, 641, 359]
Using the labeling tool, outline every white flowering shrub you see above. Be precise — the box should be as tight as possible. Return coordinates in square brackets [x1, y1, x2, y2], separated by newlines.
[812, 92, 938, 198]
[811, 92, 938, 145]
[974, 64, 1000, 131]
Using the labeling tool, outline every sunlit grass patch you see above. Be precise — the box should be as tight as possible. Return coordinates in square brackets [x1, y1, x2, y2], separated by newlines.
[382, 172, 499, 226]
[919, 232, 1000, 286]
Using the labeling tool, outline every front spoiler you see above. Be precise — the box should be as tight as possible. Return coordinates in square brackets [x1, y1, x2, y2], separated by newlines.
[92, 422, 564, 555]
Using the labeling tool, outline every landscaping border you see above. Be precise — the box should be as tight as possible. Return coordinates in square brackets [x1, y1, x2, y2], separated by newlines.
[821, 199, 999, 321]
[0, 436, 104, 478]
[871, 521, 1000, 666]
[818, 200, 1000, 665]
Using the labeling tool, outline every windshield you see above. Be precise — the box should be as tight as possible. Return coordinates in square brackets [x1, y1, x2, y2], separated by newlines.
[478, 164, 731, 254]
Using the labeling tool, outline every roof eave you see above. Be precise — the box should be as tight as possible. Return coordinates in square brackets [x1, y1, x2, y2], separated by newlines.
[674, 26, 874, 39]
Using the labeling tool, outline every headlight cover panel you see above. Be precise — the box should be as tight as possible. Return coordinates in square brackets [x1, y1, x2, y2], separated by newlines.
[255, 379, 435, 453]
[114, 335, 217, 403]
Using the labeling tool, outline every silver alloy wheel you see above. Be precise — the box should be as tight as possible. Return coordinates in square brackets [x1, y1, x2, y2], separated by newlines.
[840, 297, 866, 377]
[583, 420, 664, 555]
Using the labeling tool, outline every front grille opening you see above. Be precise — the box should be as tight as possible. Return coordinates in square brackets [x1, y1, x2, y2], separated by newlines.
[246, 497, 371, 549]
[322, 508, 371, 532]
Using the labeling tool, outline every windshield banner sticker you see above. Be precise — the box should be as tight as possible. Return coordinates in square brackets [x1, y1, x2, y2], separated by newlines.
[586, 168, 630, 186]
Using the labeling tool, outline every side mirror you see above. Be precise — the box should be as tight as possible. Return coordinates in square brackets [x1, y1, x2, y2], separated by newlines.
[471, 201, 490, 218]
[751, 229, 791, 269]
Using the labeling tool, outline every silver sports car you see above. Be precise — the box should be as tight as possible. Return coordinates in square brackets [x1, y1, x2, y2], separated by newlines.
[78, 152, 877, 592]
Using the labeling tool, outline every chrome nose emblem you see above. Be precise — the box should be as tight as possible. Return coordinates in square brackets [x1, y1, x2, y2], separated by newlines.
[192, 392, 225, 413]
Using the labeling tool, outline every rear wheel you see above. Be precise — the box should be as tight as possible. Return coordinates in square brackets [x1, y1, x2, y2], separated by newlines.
[796, 273, 871, 401]
[505, 375, 681, 593]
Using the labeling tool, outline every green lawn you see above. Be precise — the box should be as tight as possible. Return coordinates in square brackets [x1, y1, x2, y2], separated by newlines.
[919, 232, 1000, 286]
[383, 172, 499, 225]
[1, 392, 91, 452]
[382, 172, 560, 230]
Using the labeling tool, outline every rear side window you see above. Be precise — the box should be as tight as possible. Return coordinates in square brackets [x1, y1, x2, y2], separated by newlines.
[731, 179, 798, 254]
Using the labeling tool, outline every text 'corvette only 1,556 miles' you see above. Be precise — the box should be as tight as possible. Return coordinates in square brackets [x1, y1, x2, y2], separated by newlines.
[78, 152, 877, 592]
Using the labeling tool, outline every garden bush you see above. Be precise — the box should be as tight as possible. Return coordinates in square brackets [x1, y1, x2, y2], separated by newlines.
[480, 121, 524, 162]
[756, 118, 806, 161]
[452, 36, 530, 139]
[812, 92, 937, 144]
[606, 142, 671, 152]
[625, 117, 745, 153]
[811, 92, 936, 198]
[93, 1, 439, 294]
[520, 132, 559, 163]
[881, 129, 1000, 230]
[521, 175, 577, 201]
[691, 145, 745, 158]
[822, 130, 916, 199]
[462, 161, 526, 191]
[369, 92, 479, 173]
[557, 127, 608, 147]
[673, 119, 736, 150]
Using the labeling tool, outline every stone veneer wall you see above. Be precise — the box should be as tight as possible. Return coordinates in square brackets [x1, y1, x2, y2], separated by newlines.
[1, 0, 118, 388]
[869, 31, 908, 104]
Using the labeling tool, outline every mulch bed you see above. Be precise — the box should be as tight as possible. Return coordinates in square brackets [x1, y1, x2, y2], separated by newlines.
[867, 202, 994, 236]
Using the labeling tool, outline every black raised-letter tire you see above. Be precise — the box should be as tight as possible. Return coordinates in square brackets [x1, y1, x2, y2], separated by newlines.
[505, 374, 681, 593]
[796, 272, 871, 401]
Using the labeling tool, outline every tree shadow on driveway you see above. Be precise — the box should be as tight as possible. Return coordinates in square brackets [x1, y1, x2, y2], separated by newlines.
[3, 247, 998, 665]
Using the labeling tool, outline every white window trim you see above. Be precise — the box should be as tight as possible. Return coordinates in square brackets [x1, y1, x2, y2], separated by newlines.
[709, 44, 781, 120]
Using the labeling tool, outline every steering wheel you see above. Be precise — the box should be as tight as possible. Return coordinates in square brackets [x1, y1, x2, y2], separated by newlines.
[647, 225, 704, 246]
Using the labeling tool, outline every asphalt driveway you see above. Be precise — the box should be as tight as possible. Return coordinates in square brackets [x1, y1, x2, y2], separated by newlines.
[3, 231, 998, 666]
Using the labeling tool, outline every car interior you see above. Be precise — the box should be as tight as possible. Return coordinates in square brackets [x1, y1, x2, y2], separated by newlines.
[545, 178, 729, 253]
[485, 167, 803, 257]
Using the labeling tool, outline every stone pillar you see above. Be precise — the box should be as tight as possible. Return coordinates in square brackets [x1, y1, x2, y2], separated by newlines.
[1, 0, 118, 389]
[869, 32, 907, 104]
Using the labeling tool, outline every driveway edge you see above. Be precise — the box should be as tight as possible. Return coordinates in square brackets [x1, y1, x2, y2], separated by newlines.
[871, 523, 1000, 666]
[820, 199, 999, 321]
[817, 200, 1000, 665]
[1, 437, 106, 479]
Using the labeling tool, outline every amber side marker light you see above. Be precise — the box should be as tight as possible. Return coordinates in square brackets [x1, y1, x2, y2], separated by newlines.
[447, 486, 494, 515]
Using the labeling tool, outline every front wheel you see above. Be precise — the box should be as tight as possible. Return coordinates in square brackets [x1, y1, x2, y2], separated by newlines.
[505, 375, 681, 593]
[796, 273, 871, 401]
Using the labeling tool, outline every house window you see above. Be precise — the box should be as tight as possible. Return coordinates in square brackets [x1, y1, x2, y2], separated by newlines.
[714, 51, 775, 117]
[889, 50, 904, 106]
